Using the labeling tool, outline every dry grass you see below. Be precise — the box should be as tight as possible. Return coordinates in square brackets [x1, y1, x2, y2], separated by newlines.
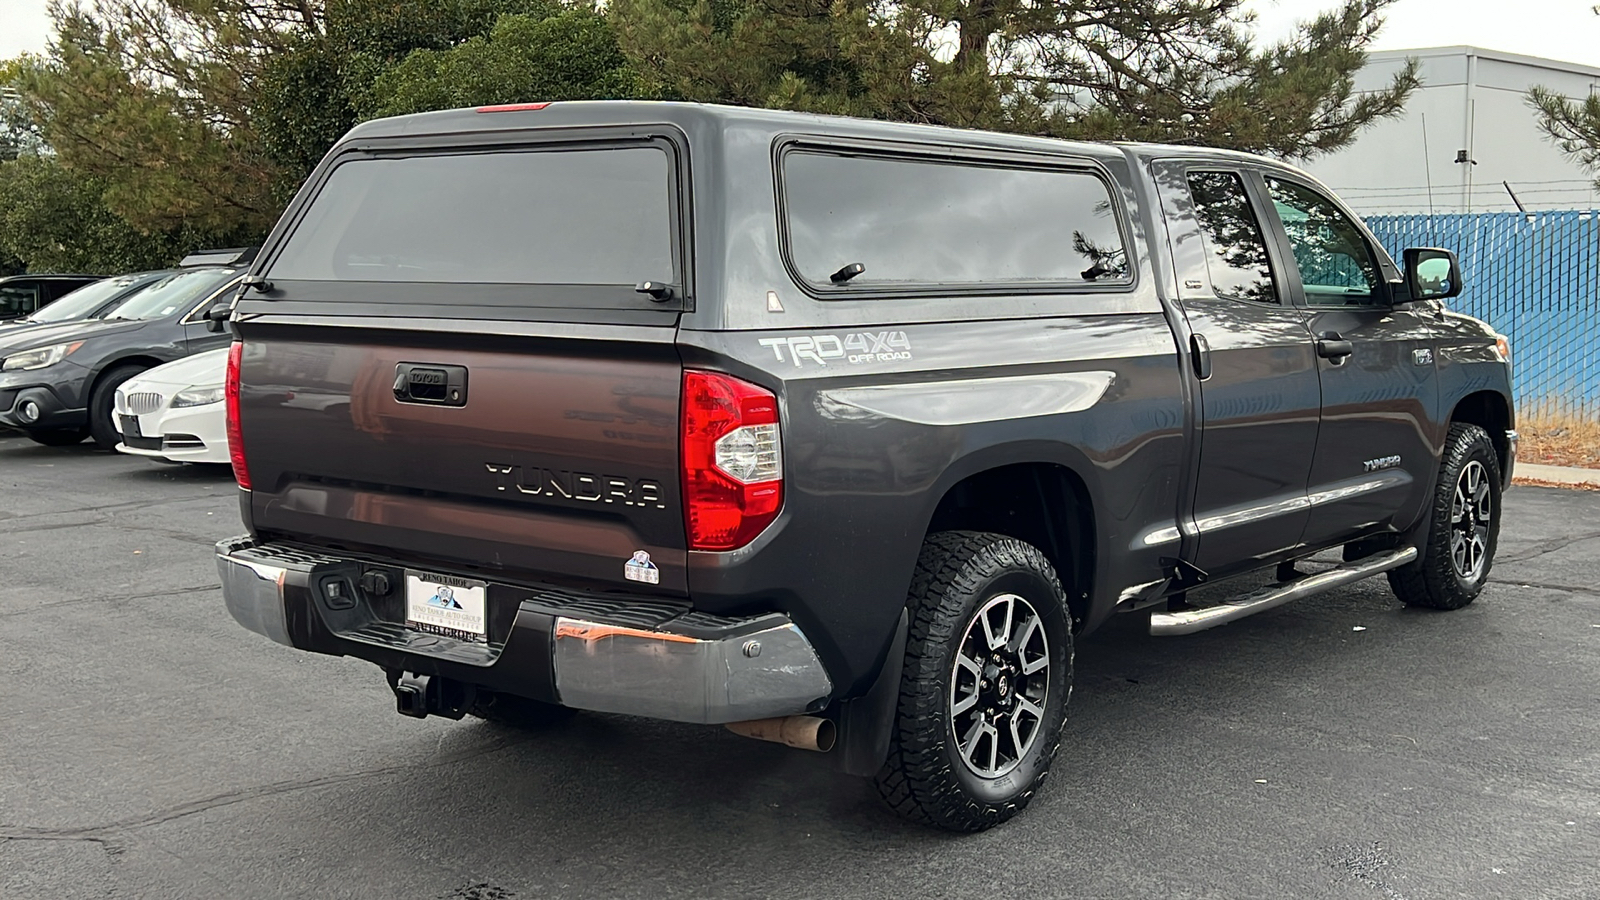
[1517, 403, 1600, 470]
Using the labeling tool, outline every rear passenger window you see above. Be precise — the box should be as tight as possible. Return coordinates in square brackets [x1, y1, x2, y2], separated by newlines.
[1186, 172, 1277, 304]
[782, 150, 1130, 291]
[0, 285, 42, 318]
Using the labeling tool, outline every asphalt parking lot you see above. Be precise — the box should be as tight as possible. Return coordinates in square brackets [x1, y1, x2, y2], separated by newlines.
[1, 432, 1596, 900]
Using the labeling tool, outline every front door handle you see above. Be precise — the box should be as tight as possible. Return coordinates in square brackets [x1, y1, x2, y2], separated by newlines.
[1316, 332, 1354, 361]
[1190, 333, 1212, 380]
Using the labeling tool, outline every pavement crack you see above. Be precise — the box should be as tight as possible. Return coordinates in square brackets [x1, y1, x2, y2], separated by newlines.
[0, 833, 125, 859]
[1498, 529, 1600, 564]
[0, 734, 530, 840]
[0, 492, 222, 528]
[0, 515, 110, 534]
[1498, 579, 1600, 598]
[0, 833, 116, 845]
[0, 584, 221, 619]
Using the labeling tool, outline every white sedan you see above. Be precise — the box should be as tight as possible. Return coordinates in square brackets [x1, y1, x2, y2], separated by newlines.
[114, 348, 230, 464]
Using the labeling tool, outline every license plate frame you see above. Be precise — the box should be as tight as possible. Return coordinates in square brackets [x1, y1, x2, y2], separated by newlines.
[119, 414, 143, 439]
[404, 571, 489, 642]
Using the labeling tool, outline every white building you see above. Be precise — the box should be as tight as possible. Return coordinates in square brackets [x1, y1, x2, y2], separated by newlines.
[1302, 46, 1600, 215]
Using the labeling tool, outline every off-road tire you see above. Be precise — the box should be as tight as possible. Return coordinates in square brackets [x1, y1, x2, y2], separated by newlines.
[468, 690, 577, 728]
[874, 531, 1073, 832]
[1388, 423, 1502, 610]
[26, 428, 88, 447]
[87, 364, 148, 451]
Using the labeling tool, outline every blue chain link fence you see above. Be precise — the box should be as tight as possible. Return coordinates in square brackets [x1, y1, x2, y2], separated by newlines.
[1365, 210, 1600, 422]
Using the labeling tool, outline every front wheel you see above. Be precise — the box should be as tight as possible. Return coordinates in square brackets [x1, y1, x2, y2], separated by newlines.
[1388, 423, 1502, 610]
[88, 364, 148, 450]
[875, 531, 1073, 832]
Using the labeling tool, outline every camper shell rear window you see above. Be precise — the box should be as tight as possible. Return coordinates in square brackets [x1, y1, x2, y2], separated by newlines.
[263, 136, 686, 315]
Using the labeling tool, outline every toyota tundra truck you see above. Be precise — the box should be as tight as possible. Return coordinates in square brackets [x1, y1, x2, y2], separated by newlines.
[215, 102, 1516, 832]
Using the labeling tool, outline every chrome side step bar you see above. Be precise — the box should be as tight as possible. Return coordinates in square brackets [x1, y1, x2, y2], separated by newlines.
[1149, 547, 1418, 637]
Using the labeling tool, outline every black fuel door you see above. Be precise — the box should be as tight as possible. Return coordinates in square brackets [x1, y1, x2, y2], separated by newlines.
[393, 363, 468, 407]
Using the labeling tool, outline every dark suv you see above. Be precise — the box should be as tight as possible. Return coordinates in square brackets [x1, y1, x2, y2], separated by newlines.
[0, 274, 103, 321]
[215, 102, 1515, 831]
[0, 271, 169, 335]
[0, 264, 244, 447]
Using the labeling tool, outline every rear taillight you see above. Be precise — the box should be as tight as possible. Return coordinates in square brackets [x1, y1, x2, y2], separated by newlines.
[681, 371, 783, 550]
[225, 341, 250, 490]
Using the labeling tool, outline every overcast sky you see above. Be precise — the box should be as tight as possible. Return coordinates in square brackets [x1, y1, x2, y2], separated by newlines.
[3, 0, 1599, 67]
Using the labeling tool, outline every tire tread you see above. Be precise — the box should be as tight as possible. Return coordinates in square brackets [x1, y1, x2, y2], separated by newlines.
[1388, 422, 1501, 610]
[873, 531, 1071, 831]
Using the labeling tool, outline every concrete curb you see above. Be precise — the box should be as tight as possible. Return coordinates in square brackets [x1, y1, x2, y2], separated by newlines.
[1514, 462, 1600, 487]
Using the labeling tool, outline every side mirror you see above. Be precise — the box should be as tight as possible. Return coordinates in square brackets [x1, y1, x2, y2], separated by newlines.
[1402, 247, 1462, 302]
[204, 300, 232, 334]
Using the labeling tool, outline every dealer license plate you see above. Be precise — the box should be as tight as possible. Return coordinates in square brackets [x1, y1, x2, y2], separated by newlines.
[405, 571, 488, 641]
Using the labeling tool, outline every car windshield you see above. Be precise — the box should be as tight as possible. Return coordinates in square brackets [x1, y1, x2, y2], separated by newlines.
[24, 275, 139, 323]
[102, 268, 236, 321]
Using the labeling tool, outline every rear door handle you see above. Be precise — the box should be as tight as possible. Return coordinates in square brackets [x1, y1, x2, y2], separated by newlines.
[1316, 332, 1354, 361]
[1189, 333, 1212, 380]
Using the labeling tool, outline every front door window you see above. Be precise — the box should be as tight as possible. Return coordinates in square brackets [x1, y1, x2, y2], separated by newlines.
[1265, 178, 1381, 306]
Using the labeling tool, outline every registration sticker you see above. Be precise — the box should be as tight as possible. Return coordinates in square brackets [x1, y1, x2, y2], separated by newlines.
[624, 550, 659, 585]
[405, 571, 488, 641]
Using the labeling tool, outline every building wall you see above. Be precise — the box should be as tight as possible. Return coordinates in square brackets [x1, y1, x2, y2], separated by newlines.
[1302, 47, 1600, 215]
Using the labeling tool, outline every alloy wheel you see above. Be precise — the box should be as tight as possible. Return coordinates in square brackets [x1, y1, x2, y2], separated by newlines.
[949, 593, 1050, 779]
[1450, 459, 1493, 581]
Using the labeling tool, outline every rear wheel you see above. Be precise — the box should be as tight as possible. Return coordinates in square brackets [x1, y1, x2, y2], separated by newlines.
[26, 428, 87, 447]
[875, 531, 1073, 832]
[1388, 423, 1502, 610]
[88, 364, 148, 450]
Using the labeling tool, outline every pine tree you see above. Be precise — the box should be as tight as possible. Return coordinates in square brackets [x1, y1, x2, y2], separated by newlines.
[10, 0, 641, 269]
[1529, 7, 1600, 188]
[610, 0, 1419, 160]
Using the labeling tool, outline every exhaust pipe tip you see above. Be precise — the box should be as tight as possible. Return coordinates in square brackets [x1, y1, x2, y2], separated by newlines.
[725, 715, 836, 753]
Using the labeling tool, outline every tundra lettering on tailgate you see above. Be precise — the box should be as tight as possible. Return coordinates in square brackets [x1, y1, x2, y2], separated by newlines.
[485, 463, 667, 509]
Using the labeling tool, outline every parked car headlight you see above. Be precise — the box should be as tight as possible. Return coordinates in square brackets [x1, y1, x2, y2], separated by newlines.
[171, 383, 225, 408]
[2, 341, 83, 372]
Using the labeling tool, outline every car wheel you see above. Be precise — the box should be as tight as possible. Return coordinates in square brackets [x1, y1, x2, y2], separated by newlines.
[1388, 423, 1502, 610]
[468, 690, 577, 728]
[87, 364, 148, 451]
[26, 428, 88, 447]
[874, 531, 1073, 832]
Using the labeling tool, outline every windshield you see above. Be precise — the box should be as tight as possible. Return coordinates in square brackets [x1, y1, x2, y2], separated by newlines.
[103, 268, 237, 321]
[26, 275, 145, 324]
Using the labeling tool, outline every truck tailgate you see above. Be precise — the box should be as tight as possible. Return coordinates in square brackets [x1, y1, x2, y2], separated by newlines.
[237, 323, 686, 593]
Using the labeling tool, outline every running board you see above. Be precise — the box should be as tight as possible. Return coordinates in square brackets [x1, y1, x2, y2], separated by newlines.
[1149, 547, 1418, 637]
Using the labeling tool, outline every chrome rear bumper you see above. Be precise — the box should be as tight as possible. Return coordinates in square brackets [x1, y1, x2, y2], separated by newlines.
[215, 537, 833, 724]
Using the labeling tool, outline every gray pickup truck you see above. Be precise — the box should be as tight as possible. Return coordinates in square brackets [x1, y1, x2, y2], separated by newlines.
[215, 102, 1515, 832]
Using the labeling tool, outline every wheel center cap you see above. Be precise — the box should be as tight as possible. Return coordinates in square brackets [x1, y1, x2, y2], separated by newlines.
[997, 675, 1010, 698]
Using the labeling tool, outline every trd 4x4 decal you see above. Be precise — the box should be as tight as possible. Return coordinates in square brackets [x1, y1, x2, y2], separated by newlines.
[758, 331, 913, 367]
